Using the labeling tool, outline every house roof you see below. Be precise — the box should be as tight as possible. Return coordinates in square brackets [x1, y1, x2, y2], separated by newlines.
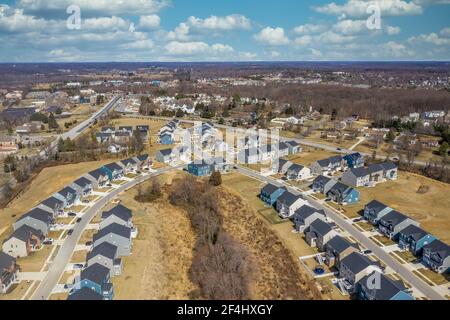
[80, 263, 110, 285]
[368, 163, 384, 174]
[261, 183, 284, 196]
[41, 196, 64, 209]
[73, 177, 92, 188]
[288, 164, 305, 173]
[278, 142, 289, 150]
[380, 161, 398, 171]
[379, 210, 409, 227]
[88, 168, 106, 179]
[313, 175, 332, 185]
[341, 252, 377, 274]
[424, 240, 450, 260]
[58, 186, 77, 198]
[365, 200, 391, 214]
[317, 155, 342, 168]
[87, 242, 118, 261]
[101, 204, 132, 222]
[326, 235, 356, 253]
[343, 152, 363, 161]
[310, 219, 333, 236]
[68, 287, 104, 301]
[136, 154, 149, 162]
[285, 140, 300, 148]
[360, 271, 412, 300]
[349, 167, 369, 178]
[118, 126, 133, 131]
[6, 225, 43, 243]
[399, 224, 430, 241]
[294, 205, 325, 220]
[120, 158, 137, 166]
[277, 191, 302, 207]
[93, 223, 131, 242]
[18, 207, 53, 224]
[329, 181, 352, 194]
[0, 252, 16, 271]
[104, 162, 123, 172]
[158, 148, 173, 157]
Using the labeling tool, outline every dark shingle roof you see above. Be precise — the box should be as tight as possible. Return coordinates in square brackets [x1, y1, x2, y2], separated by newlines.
[310, 219, 333, 236]
[88, 168, 106, 179]
[41, 196, 64, 209]
[104, 162, 123, 172]
[288, 164, 305, 173]
[158, 149, 173, 157]
[93, 223, 131, 242]
[0, 252, 16, 271]
[120, 158, 137, 166]
[368, 163, 384, 174]
[294, 205, 325, 220]
[101, 204, 132, 222]
[379, 210, 409, 227]
[313, 175, 332, 185]
[68, 287, 104, 300]
[341, 252, 376, 274]
[7, 225, 43, 243]
[349, 167, 369, 178]
[327, 235, 356, 253]
[136, 154, 149, 162]
[424, 240, 450, 259]
[365, 200, 390, 213]
[80, 263, 110, 285]
[73, 177, 92, 188]
[261, 183, 283, 195]
[380, 161, 398, 171]
[58, 186, 77, 198]
[87, 242, 118, 261]
[19, 208, 53, 223]
[399, 225, 430, 241]
[360, 271, 412, 300]
[277, 191, 301, 207]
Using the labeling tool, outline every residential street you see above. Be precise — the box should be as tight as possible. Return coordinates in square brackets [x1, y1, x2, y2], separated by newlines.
[235, 165, 446, 300]
[30, 165, 182, 300]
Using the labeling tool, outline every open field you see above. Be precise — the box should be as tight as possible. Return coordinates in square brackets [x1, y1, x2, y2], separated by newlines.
[372, 235, 396, 247]
[416, 268, 449, 286]
[344, 172, 450, 243]
[286, 148, 342, 167]
[394, 250, 418, 263]
[16, 246, 55, 272]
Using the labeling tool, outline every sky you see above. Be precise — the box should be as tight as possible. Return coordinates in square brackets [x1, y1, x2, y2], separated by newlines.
[0, 0, 449, 62]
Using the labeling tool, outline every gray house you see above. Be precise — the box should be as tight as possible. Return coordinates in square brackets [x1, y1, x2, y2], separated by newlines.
[312, 175, 336, 194]
[93, 223, 132, 257]
[55, 186, 80, 208]
[72, 177, 93, 197]
[119, 158, 138, 174]
[273, 159, 293, 174]
[293, 205, 326, 233]
[286, 164, 312, 181]
[133, 154, 151, 170]
[13, 208, 54, 235]
[2, 225, 44, 258]
[358, 271, 414, 300]
[422, 240, 450, 274]
[100, 204, 133, 229]
[156, 148, 174, 164]
[311, 156, 343, 176]
[85, 168, 109, 189]
[378, 210, 419, 240]
[0, 252, 18, 294]
[305, 219, 337, 250]
[341, 167, 370, 188]
[363, 200, 393, 225]
[325, 235, 359, 268]
[87, 242, 123, 277]
[275, 191, 306, 219]
[339, 252, 381, 294]
[285, 140, 301, 155]
[38, 196, 66, 217]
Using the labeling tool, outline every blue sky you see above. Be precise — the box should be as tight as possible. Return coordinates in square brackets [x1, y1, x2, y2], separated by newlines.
[0, 0, 449, 62]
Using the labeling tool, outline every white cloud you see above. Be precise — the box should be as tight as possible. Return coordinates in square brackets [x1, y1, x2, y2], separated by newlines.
[386, 25, 401, 35]
[293, 23, 327, 34]
[167, 22, 191, 41]
[440, 27, 450, 37]
[165, 41, 234, 56]
[239, 52, 258, 60]
[332, 19, 368, 35]
[317, 31, 356, 44]
[0, 4, 58, 32]
[294, 35, 313, 46]
[124, 39, 155, 50]
[83, 16, 131, 32]
[254, 27, 289, 46]
[409, 32, 450, 45]
[187, 14, 251, 31]
[139, 15, 161, 30]
[314, 0, 423, 17]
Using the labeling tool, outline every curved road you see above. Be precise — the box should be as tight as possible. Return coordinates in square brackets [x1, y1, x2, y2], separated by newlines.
[31, 165, 182, 300]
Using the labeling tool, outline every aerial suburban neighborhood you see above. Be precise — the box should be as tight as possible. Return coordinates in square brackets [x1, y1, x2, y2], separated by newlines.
[0, 1, 449, 311]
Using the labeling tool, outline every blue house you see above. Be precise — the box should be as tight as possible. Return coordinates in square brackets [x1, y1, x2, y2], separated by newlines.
[187, 162, 212, 177]
[343, 153, 365, 169]
[398, 225, 437, 256]
[76, 263, 114, 300]
[422, 240, 450, 274]
[326, 182, 360, 205]
[101, 163, 124, 181]
[358, 271, 414, 300]
[160, 133, 173, 145]
[259, 183, 286, 206]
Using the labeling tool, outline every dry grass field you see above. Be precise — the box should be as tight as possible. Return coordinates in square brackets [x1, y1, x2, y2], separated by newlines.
[286, 148, 342, 167]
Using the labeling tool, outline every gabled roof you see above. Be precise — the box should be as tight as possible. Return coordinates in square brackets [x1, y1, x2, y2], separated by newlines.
[341, 252, 377, 274]
[277, 191, 302, 207]
[73, 177, 92, 188]
[399, 224, 430, 241]
[365, 200, 391, 214]
[261, 183, 284, 196]
[101, 204, 132, 222]
[285, 140, 300, 148]
[103, 162, 123, 172]
[41, 196, 64, 209]
[310, 219, 334, 236]
[368, 163, 384, 174]
[18, 207, 53, 224]
[424, 240, 450, 259]
[360, 271, 412, 300]
[7, 225, 43, 243]
[118, 126, 133, 131]
[294, 205, 325, 220]
[288, 164, 306, 173]
[379, 210, 409, 227]
[328, 181, 352, 194]
[313, 175, 332, 185]
[120, 158, 137, 166]
[68, 287, 104, 301]
[349, 167, 369, 178]
[158, 148, 173, 157]
[88, 168, 107, 179]
[317, 155, 342, 167]
[343, 152, 363, 161]
[278, 142, 289, 150]
[80, 263, 110, 285]
[58, 186, 77, 198]
[136, 154, 149, 162]
[93, 223, 131, 242]
[87, 242, 118, 261]
[327, 235, 356, 253]
[380, 161, 398, 171]
[0, 252, 15, 271]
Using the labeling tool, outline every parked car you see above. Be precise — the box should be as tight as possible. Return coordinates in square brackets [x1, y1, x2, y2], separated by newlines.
[73, 263, 84, 269]
[107, 183, 112, 187]
[85, 241, 93, 246]
[67, 229, 74, 236]
[76, 218, 82, 223]
[68, 212, 77, 217]
[82, 199, 90, 204]
[362, 249, 373, 255]
[43, 238, 54, 245]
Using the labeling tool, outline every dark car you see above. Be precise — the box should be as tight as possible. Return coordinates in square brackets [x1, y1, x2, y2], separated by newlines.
[362, 249, 373, 255]
[85, 241, 93, 246]
[68, 212, 77, 217]
[337, 148, 342, 151]
[76, 218, 82, 223]
[67, 229, 74, 236]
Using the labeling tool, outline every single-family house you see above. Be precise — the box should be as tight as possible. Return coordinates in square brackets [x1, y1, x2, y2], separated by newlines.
[358, 271, 414, 300]
[311, 156, 343, 176]
[159, 133, 174, 145]
[325, 235, 359, 268]
[326, 182, 360, 205]
[275, 192, 306, 219]
[305, 219, 337, 250]
[118, 126, 133, 134]
[259, 184, 286, 206]
[119, 158, 138, 174]
[285, 140, 301, 155]
[311, 175, 335, 194]
[293, 205, 326, 233]
[238, 148, 260, 164]
[14, 208, 54, 235]
[93, 223, 132, 257]
[380, 161, 398, 181]
[286, 164, 312, 181]
[341, 167, 370, 188]
[87, 242, 123, 277]
[101, 127, 115, 134]
[0, 252, 18, 294]
[39, 196, 66, 217]
[75, 263, 114, 300]
[134, 154, 151, 171]
[339, 252, 381, 294]
[363, 200, 393, 225]
[55, 186, 80, 208]
[101, 163, 124, 181]
[278, 142, 290, 157]
[398, 225, 437, 256]
[343, 153, 365, 169]
[367, 164, 384, 184]
[378, 210, 419, 240]
[100, 205, 133, 229]
[156, 148, 174, 164]
[68, 287, 104, 300]
[86, 169, 109, 189]
[96, 132, 113, 144]
[273, 159, 293, 174]
[2, 225, 44, 258]
[422, 240, 450, 274]
[72, 177, 93, 197]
